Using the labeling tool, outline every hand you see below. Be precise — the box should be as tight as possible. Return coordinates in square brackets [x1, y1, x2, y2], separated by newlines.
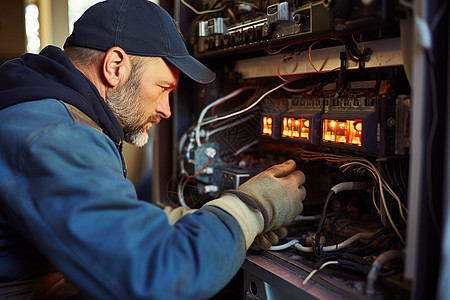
[232, 159, 306, 231]
[250, 226, 288, 250]
[163, 205, 197, 225]
[204, 160, 306, 249]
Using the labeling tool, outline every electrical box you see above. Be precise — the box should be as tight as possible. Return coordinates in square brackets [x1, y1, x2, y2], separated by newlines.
[169, 0, 431, 298]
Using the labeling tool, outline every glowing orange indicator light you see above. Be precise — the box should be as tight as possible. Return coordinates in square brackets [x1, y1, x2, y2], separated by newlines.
[262, 116, 273, 136]
[282, 117, 310, 140]
[323, 119, 362, 146]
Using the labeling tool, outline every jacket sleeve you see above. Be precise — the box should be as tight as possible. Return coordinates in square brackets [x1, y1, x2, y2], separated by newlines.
[2, 122, 246, 300]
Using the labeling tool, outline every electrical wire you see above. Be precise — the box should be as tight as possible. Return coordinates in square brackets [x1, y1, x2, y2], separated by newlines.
[379, 159, 408, 204]
[365, 227, 395, 248]
[333, 51, 348, 98]
[269, 239, 299, 251]
[176, 149, 213, 207]
[211, 84, 259, 116]
[195, 87, 248, 146]
[297, 149, 407, 244]
[313, 182, 371, 257]
[344, 163, 405, 244]
[199, 82, 288, 128]
[265, 44, 294, 55]
[344, 161, 408, 217]
[295, 232, 375, 253]
[313, 189, 334, 256]
[177, 176, 190, 208]
[235, 1, 259, 8]
[308, 39, 341, 73]
[180, 0, 226, 15]
[342, 35, 369, 64]
[294, 214, 322, 221]
[177, 83, 272, 206]
[184, 157, 212, 178]
[177, 81, 285, 209]
[320, 153, 407, 217]
[277, 52, 301, 82]
[234, 139, 258, 156]
[302, 261, 339, 285]
[366, 250, 403, 296]
[206, 113, 256, 138]
[341, 161, 408, 239]
[281, 85, 315, 93]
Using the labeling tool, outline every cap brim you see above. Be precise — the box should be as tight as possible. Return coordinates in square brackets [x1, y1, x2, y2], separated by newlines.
[165, 55, 215, 84]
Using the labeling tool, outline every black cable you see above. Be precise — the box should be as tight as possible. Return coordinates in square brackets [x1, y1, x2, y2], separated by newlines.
[337, 259, 371, 274]
[309, 74, 337, 95]
[316, 257, 370, 275]
[365, 227, 394, 247]
[346, 35, 369, 60]
[343, 36, 363, 60]
[337, 252, 372, 266]
[313, 182, 372, 257]
[313, 190, 335, 257]
[342, 35, 372, 69]
[329, 218, 337, 245]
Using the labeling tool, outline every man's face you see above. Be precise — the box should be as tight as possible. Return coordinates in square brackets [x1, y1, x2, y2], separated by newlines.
[106, 57, 179, 147]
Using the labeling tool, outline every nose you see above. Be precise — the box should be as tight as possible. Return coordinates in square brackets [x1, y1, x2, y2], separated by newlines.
[156, 95, 171, 119]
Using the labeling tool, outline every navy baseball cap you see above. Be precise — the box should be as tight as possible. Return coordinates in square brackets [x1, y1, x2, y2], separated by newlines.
[64, 0, 215, 84]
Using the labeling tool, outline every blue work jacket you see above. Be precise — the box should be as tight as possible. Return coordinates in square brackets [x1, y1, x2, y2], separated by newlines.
[0, 47, 246, 299]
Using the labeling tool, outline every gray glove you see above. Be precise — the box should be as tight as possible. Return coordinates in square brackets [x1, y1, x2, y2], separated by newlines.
[204, 160, 306, 249]
[250, 226, 288, 250]
[163, 205, 197, 225]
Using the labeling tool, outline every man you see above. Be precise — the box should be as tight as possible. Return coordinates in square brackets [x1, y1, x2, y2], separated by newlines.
[0, 0, 306, 299]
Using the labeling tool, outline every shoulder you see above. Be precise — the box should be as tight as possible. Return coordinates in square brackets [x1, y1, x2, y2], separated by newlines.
[0, 99, 76, 136]
[0, 99, 110, 144]
[1, 99, 85, 128]
[0, 99, 120, 172]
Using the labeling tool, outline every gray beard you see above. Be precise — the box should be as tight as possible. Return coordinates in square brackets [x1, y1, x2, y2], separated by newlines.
[105, 73, 149, 147]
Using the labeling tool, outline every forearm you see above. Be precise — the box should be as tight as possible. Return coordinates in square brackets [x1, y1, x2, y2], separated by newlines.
[7, 184, 246, 299]
[4, 125, 246, 299]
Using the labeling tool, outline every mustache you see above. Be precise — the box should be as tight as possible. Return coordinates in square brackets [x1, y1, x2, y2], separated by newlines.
[146, 114, 161, 124]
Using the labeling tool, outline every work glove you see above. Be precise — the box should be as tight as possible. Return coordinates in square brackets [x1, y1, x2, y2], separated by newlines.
[250, 226, 288, 250]
[204, 159, 306, 249]
[163, 205, 197, 225]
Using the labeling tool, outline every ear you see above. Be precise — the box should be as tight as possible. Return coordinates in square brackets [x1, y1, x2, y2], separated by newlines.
[102, 47, 131, 88]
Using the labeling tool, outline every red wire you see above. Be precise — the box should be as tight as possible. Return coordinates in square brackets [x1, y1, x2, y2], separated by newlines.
[184, 157, 212, 178]
[308, 39, 340, 73]
[266, 44, 292, 55]
[277, 52, 300, 82]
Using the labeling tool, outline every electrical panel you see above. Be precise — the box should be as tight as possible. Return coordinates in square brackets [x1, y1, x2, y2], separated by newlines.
[260, 94, 410, 156]
[191, 0, 395, 57]
[173, 0, 414, 298]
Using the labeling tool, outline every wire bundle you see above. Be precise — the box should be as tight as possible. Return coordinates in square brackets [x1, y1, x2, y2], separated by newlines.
[176, 82, 288, 207]
[297, 149, 407, 244]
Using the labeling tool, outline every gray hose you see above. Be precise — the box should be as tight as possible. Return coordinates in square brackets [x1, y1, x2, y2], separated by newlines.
[366, 250, 403, 296]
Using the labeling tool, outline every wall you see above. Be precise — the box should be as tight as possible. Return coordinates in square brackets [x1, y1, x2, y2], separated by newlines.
[0, 0, 26, 62]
